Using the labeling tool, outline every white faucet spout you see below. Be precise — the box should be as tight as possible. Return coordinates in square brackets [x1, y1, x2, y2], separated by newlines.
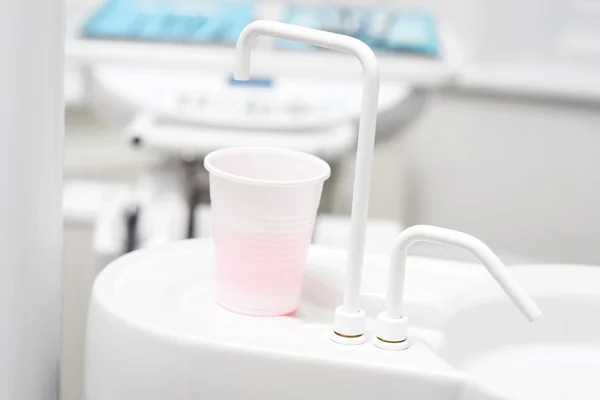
[234, 21, 380, 343]
[386, 225, 542, 321]
[375, 225, 542, 350]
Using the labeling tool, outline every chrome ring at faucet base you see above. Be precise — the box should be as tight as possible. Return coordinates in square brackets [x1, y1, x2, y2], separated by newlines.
[330, 331, 367, 345]
[373, 337, 410, 351]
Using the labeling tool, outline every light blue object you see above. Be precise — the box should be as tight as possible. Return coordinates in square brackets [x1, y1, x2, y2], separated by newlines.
[386, 11, 438, 57]
[280, 6, 440, 57]
[228, 76, 272, 88]
[82, 0, 439, 56]
[82, 0, 254, 45]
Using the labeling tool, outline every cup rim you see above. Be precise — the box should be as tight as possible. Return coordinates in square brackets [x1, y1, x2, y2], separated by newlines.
[204, 147, 331, 187]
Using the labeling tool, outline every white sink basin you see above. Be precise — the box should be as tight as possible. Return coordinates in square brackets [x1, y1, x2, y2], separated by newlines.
[429, 265, 600, 400]
[84, 240, 599, 400]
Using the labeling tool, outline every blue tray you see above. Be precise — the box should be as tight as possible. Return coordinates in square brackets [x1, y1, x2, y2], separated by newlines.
[279, 6, 439, 57]
[82, 0, 439, 57]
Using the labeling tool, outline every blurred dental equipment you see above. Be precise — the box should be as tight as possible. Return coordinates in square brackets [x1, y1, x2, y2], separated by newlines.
[80, 0, 440, 57]
[64, 0, 457, 266]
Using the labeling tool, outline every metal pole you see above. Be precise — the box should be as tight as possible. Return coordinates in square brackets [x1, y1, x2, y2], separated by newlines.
[0, 0, 63, 399]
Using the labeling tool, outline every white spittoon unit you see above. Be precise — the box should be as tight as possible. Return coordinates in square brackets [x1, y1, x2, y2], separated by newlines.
[83, 22, 541, 400]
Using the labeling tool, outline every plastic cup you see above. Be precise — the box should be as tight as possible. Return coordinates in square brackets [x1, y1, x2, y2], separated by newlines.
[204, 147, 331, 316]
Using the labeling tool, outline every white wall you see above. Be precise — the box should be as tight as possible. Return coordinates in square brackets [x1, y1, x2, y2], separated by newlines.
[380, 89, 600, 264]
[353, 0, 600, 264]
[0, 1, 63, 399]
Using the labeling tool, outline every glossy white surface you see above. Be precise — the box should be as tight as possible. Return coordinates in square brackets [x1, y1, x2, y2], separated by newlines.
[436, 265, 600, 400]
[85, 241, 466, 400]
[460, 344, 600, 400]
[0, 1, 63, 399]
[85, 240, 600, 400]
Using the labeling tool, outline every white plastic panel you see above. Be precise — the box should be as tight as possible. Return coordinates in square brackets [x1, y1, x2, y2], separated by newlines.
[0, 0, 63, 399]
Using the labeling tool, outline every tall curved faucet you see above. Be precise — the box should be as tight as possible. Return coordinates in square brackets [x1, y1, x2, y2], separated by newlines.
[234, 21, 379, 343]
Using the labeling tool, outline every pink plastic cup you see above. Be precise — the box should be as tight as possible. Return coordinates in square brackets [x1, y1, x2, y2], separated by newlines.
[204, 147, 331, 316]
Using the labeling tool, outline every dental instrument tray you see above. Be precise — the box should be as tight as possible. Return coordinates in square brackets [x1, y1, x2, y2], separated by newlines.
[81, 0, 439, 56]
[280, 6, 439, 57]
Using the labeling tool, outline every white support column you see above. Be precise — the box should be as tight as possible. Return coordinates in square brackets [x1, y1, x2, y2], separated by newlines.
[0, 1, 63, 399]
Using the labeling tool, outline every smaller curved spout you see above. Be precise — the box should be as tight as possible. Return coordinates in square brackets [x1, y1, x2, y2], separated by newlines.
[385, 225, 542, 321]
[375, 225, 541, 349]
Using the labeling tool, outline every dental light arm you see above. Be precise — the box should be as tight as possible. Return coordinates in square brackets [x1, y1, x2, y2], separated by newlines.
[234, 21, 379, 343]
[375, 225, 542, 350]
